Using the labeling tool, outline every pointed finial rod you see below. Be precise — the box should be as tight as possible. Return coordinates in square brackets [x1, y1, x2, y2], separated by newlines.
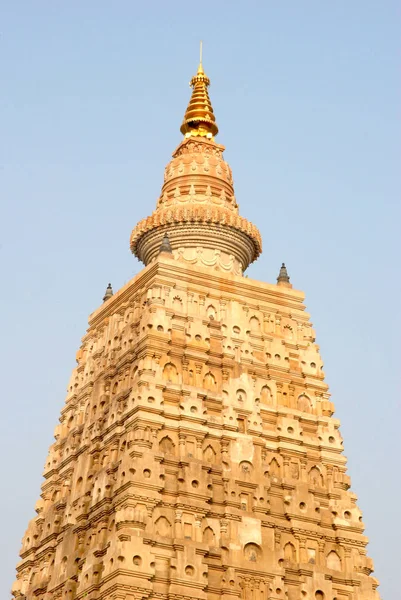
[197, 40, 204, 75]
[103, 283, 113, 302]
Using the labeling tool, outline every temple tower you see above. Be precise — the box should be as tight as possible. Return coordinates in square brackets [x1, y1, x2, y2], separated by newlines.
[13, 59, 380, 600]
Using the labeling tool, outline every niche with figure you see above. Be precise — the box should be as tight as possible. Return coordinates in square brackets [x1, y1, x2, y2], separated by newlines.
[309, 466, 324, 487]
[240, 493, 250, 511]
[237, 417, 246, 433]
[236, 389, 247, 403]
[163, 363, 179, 384]
[244, 542, 262, 562]
[307, 546, 317, 564]
[297, 394, 312, 413]
[260, 385, 273, 405]
[159, 436, 175, 455]
[206, 305, 217, 320]
[284, 542, 296, 562]
[203, 372, 217, 391]
[239, 461, 253, 476]
[249, 316, 261, 333]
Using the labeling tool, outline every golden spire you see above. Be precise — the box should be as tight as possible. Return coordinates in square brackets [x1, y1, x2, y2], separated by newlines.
[180, 42, 219, 138]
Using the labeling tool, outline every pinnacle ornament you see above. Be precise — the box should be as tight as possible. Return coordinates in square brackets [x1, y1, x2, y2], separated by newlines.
[103, 282, 113, 302]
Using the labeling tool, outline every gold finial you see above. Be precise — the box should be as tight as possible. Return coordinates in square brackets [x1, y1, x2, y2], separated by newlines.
[180, 43, 218, 139]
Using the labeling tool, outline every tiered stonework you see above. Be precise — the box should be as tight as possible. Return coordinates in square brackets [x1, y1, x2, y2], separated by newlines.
[13, 61, 380, 600]
[130, 60, 261, 276]
[130, 135, 262, 275]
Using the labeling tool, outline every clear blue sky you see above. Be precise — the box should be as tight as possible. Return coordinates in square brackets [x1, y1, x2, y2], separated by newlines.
[1, 2, 400, 598]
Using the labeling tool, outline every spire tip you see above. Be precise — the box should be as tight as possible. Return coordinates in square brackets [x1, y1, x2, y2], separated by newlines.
[180, 44, 218, 139]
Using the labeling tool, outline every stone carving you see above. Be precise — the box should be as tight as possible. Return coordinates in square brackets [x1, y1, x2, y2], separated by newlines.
[260, 385, 273, 405]
[162, 362, 178, 383]
[309, 466, 324, 487]
[244, 543, 262, 562]
[12, 60, 379, 600]
[203, 371, 216, 390]
[130, 130, 262, 273]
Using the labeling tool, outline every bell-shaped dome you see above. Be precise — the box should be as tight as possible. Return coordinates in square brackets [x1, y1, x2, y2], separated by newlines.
[130, 61, 261, 275]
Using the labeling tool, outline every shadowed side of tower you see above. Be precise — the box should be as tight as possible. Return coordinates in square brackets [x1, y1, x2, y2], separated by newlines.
[13, 59, 380, 600]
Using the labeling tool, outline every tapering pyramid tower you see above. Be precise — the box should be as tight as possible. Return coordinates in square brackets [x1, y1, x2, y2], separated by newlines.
[13, 60, 380, 600]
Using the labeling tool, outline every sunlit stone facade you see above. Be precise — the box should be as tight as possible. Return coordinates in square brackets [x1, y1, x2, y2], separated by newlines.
[13, 60, 379, 600]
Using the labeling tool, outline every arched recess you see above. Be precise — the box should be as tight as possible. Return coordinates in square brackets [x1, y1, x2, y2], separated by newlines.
[297, 394, 312, 413]
[284, 542, 296, 562]
[236, 389, 247, 403]
[240, 461, 253, 475]
[309, 466, 324, 487]
[260, 385, 273, 405]
[244, 542, 262, 562]
[249, 316, 261, 332]
[269, 457, 281, 478]
[203, 371, 216, 390]
[163, 362, 178, 383]
[155, 516, 172, 537]
[203, 445, 216, 463]
[173, 296, 183, 309]
[206, 305, 216, 319]
[326, 550, 341, 571]
[203, 526, 216, 545]
[159, 436, 175, 455]
[283, 324, 293, 339]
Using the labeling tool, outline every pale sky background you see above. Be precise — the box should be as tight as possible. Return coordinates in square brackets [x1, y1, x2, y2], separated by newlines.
[1, 2, 400, 598]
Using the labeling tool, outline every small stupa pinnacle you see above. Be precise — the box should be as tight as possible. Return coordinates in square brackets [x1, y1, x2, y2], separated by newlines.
[277, 263, 291, 287]
[159, 233, 173, 254]
[103, 283, 113, 302]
